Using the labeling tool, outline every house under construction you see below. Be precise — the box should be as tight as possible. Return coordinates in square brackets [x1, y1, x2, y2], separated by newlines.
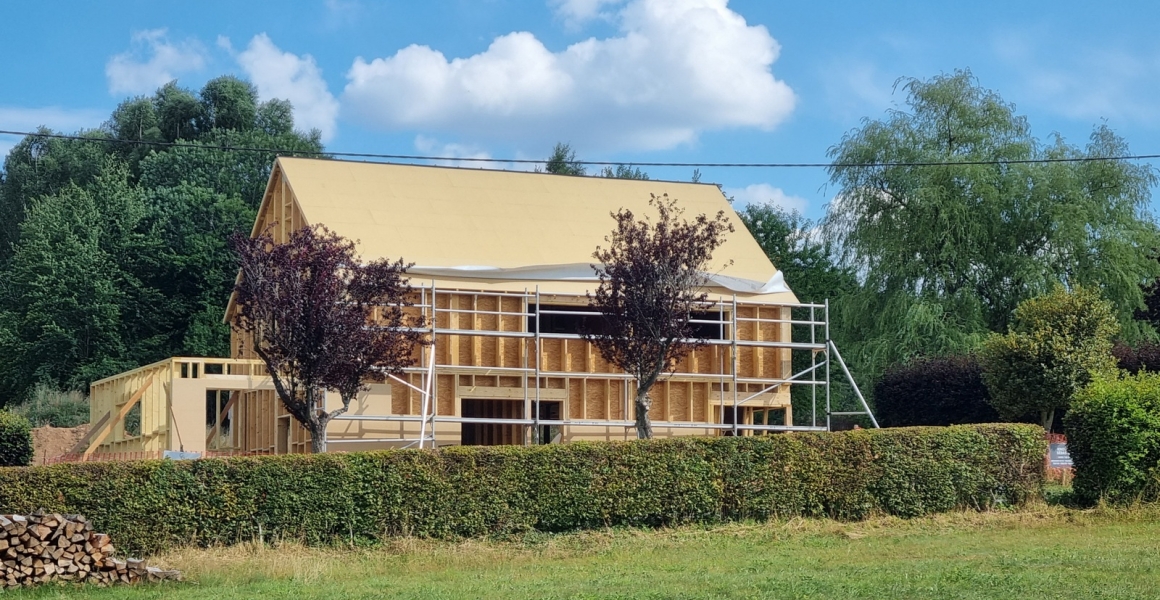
[78, 157, 875, 459]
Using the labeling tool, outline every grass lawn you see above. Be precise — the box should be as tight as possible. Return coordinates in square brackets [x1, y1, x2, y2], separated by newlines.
[9, 503, 1160, 599]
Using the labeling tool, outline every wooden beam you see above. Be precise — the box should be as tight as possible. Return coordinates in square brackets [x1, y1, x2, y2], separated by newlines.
[83, 379, 153, 460]
[66, 412, 111, 456]
[206, 391, 241, 446]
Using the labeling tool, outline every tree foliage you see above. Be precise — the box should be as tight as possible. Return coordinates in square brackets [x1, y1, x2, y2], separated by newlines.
[980, 285, 1119, 431]
[231, 225, 425, 453]
[0, 76, 322, 405]
[824, 70, 1160, 385]
[873, 355, 999, 427]
[600, 164, 649, 180]
[737, 203, 855, 306]
[544, 142, 586, 176]
[585, 194, 733, 438]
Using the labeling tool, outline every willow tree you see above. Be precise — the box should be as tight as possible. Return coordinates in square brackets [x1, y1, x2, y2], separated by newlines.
[824, 69, 1160, 382]
[585, 194, 733, 439]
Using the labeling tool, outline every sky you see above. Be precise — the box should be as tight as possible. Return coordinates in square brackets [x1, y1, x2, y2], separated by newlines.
[2, 0, 1160, 220]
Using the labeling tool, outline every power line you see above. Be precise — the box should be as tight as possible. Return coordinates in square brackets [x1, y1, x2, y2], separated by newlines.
[3, 128, 1160, 169]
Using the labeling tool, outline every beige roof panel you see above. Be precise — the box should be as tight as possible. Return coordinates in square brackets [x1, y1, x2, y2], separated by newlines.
[276, 157, 795, 301]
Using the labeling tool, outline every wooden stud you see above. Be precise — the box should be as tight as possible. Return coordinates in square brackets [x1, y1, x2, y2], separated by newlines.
[84, 380, 153, 460]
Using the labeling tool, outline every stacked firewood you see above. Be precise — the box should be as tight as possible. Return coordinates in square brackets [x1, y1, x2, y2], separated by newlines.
[0, 510, 180, 588]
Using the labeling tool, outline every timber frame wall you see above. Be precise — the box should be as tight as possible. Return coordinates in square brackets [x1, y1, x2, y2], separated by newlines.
[82, 161, 876, 458]
[226, 286, 835, 454]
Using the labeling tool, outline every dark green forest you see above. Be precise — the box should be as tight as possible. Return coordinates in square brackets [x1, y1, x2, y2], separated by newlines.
[0, 76, 322, 405]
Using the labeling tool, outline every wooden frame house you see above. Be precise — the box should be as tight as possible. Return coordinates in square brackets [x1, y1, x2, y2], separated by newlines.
[83, 157, 871, 458]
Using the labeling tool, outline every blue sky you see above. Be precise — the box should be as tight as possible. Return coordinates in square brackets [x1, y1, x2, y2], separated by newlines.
[3, 0, 1159, 220]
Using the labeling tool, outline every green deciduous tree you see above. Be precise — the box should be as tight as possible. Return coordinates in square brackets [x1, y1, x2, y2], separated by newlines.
[738, 203, 855, 306]
[0, 75, 323, 403]
[543, 142, 586, 176]
[980, 285, 1119, 431]
[824, 70, 1160, 384]
[601, 164, 649, 180]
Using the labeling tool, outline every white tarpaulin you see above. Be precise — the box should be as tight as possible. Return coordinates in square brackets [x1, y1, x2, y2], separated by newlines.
[407, 263, 791, 295]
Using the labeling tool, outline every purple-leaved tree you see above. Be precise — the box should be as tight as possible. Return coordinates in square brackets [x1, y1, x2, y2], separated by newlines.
[585, 194, 733, 439]
[230, 225, 425, 453]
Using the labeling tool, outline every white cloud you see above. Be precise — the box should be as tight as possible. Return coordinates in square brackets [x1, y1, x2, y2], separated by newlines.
[550, 0, 626, 28]
[342, 0, 795, 153]
[723, 183, 807, 213]
[413, 135, 500, 168]
[105, 29, 207, 95]
[821, 60, 895, 121]
[234, 34, 340, 141]
[0, 106, 106, 159]
[993, 32, 1160, 127]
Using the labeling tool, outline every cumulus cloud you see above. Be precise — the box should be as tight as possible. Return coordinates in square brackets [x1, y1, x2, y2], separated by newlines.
[234, 34, 340, 141]
[993, 32, 1160, 127]
[413, 135, 501, 168]
[723, 183, 807, 213]
[342, 0, 795, 153]
[105, 29, 207, 95]
[549, 0, 626, 28]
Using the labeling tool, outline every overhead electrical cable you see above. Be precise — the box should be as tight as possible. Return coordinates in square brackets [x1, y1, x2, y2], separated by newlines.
[2, 128, 1160, 169]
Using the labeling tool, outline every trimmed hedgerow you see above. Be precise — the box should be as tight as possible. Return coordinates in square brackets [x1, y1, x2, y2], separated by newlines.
[0, 424, 1044, 556]
[1065, 374, 1160, 505]
[874, 355, 1001, 427]
[0, 411, 33, 467]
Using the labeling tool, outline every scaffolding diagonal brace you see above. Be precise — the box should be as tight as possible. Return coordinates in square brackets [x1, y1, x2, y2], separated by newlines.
[826, 339, 880, 429]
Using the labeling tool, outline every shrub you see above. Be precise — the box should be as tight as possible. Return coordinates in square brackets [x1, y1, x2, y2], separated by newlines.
[0, 411, 33, 467]
[980, 285, 1119, 431]
[0, 425, 1045, 556]
[1113, 342, 1160, 375]
[874, 355, 1000, 427]
[1065, 374, 1160, 505]
[10, 384, 89, 428]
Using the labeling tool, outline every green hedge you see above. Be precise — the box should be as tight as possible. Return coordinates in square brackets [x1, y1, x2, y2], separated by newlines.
[0, 411, 32, 467]
[1065, 374, 1160, 505]
[0, 424, 1044, 556]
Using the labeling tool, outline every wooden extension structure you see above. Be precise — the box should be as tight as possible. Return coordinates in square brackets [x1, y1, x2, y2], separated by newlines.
[85, 158, 876, 458]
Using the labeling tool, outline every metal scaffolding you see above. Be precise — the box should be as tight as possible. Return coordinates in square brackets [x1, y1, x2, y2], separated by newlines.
[329, 284, 877, 449]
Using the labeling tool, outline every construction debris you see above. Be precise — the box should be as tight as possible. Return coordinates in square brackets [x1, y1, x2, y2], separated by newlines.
[0, 510, 180, 589]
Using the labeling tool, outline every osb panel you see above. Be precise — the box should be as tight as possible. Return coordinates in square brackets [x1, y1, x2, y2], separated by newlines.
[497, 376, 519, 387]
[437, 374, 454, 416]
[654, 382, 669, 421]
[738, 344, 754, 378]
[543, 339, 563, 372]
[736, 306, 756, 341]
[569, 380, 584, 419]
[585, 380, 607, 420]
[391, 377, 412, 415]
[609, 381, 626, 420]
[670, 381, 690, 422]
[692, 383, 708, 422]
[434, 292, 451, 328]
[545, 377, 565, 390]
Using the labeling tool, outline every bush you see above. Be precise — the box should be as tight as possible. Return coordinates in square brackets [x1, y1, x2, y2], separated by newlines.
[1065, 374, 1160, 505]
[980, 285, 1119, 431]
[10, 384, 89, 428]
[874, 355, 1000, 427]
[0, 411, 33, 467]
[1113, 342, 1160, 375]
[0, 425, 1044, 556]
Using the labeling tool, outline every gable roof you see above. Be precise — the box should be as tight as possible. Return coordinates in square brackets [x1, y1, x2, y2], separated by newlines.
[260, 157, 796, 301]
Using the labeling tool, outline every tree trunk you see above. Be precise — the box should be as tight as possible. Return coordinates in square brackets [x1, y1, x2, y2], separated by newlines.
[1040, 408, 1055, 433]
[634, 388, 653, 439]
[309, 419, 328, 453]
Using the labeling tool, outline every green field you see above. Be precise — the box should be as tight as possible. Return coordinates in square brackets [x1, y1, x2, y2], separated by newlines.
[10, 503, 1160, 599]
